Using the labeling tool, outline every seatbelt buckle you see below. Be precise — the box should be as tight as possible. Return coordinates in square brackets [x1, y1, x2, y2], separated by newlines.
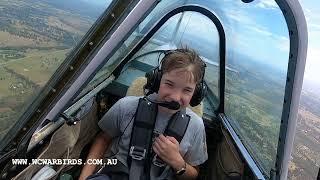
[129, 146, 146, 160]
[152, 154, 166, 167]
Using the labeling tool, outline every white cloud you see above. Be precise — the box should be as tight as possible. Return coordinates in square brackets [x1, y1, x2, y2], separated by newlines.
[227, 8, 274, 37]
[302, 2, 320, 25]
[223, 1, 290, 65]
[248, 26, 273, 36]
[309, 23, 320, 30]
[305, 8, 312, 14]
[255, 0, 278, 10]
[309, 32, 320, 46]
[80, 0, 111, 6]
[276, 36, 290, 52]
[225, 4, 281, 38]
[297, 0, 320, 85]
[228, 15, 289, 53]
[304, 47, 320, 84]
[227, 10, 253, 25]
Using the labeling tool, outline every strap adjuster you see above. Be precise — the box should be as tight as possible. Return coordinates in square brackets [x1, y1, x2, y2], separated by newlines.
[129, 146, 146, 160]
[152, 154, 166, 167]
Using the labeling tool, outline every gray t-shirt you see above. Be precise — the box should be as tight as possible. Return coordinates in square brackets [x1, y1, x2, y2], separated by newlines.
[98, 95, 208, 179]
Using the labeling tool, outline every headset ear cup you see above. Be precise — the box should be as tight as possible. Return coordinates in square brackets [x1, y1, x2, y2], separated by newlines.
[145, 70, 153, 93]
[153, 68, 162, 92]
[145, 68, 162, 94]
[190, 83, 207, 107]
[190, 60, 207, 107]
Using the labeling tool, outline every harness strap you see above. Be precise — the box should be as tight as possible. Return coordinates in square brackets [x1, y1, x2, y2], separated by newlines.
[128, 97, 191, 180]
[165, 109, 190, 142]
[151, 109, 190, 168]
[128, 98, 158, 180]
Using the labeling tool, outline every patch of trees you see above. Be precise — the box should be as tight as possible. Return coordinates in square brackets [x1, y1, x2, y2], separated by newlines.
[3, 67, 39, 90]
[0, 6, 81, 47]
[226, 94, 278, 172]
[0, 52, 25, 60]
[0, 49, 26, 61]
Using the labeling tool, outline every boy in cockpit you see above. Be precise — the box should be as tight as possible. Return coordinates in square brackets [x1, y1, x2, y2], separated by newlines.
[80, 48, 208, 180]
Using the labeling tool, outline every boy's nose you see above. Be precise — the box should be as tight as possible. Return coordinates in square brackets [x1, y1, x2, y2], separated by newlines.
[168, 91, 181, 102]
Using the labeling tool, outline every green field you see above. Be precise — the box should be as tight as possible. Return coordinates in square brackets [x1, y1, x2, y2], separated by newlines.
[0, 0, 99, 141]
[3, 49, 69, 86]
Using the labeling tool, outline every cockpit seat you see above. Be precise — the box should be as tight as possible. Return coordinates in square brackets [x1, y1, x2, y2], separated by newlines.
[13, 99, 99, 180]
[126, 77, 203, 117]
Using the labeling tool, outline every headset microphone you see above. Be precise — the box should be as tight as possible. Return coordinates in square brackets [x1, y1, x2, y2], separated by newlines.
[157, 101, 180, 110]
[144, 97, 180, 110]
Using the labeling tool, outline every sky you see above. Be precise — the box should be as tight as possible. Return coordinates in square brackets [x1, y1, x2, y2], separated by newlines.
[81, 0, 111, 7]
[149, 0, 292, 71]
[224, 0, 320, 87]
[222, 0, 290, 70]
[298, 0, 320, 87]
[87, 0, 319, 87]
[206, 0, 319, 87]
[176, 0, 318, 85]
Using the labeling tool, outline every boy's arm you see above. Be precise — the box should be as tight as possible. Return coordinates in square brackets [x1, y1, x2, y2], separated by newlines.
[79, 132, 112, 180]
[172, 158, 200, 180]
[153, 135, 201, 179]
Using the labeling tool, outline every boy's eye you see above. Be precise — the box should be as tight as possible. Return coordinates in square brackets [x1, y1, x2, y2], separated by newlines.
[184, 89, 192, 93]
[165, 82, 173, 86]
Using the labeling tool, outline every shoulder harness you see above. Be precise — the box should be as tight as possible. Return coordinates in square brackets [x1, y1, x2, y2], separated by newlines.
[128, 97, 190, 180]
[99, 97, 190, 180]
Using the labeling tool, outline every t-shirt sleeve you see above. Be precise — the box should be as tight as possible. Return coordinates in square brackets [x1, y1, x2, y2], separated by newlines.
[184, 125, 208, 166]
[98, 98, 123, 138]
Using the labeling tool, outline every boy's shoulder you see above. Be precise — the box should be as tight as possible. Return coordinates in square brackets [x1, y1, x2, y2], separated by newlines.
[186, 108, 202, 120]
[186, 107, 205, 130]
[117, 96, 141, 106]
[119, 95, 141, 102]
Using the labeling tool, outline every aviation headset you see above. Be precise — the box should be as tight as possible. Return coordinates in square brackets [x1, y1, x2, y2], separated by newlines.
[144, 49, 207, 107]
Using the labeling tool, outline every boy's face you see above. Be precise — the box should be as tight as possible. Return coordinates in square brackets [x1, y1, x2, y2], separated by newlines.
[157, 68, 197, 114]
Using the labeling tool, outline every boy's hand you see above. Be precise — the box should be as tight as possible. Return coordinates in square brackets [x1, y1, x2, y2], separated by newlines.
[152, 134, 185, 170]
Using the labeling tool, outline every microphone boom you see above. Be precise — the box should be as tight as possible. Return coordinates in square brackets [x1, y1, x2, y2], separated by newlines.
[144, 97, 180, 110]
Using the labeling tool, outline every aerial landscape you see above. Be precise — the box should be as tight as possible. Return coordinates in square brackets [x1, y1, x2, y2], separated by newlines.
[288, 80, 320, 179]
[0, 0, 318, 179]
[0, 0, 103, 139]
